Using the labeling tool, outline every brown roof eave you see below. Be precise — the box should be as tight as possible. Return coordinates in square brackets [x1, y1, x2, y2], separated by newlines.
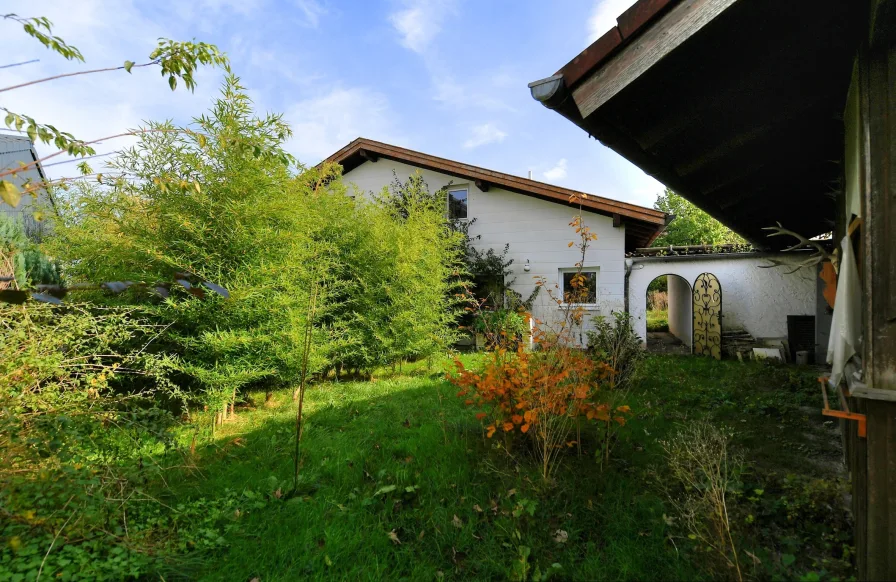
[552, 0, 681, 90]
[325, 138, 668, 228]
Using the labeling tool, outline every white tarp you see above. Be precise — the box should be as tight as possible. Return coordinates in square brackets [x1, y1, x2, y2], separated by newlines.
[826, 236, 862, 387]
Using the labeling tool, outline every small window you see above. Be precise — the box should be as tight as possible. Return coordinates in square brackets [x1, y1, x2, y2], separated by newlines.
[560, 268, 598, 304]
[447, 188, 468, 220]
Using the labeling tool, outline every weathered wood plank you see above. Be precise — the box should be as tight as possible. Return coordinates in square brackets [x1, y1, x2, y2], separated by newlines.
[558, 27, 622, 87]
[617, 0, 678, 39]
[865, 403, 896, 580]
[573, 0, 739, 119]
[862, 26, 896, 391]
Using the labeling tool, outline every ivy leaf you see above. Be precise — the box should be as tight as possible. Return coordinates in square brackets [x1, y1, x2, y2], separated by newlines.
[0, 180, 22, 207]
[123, 60, 134, 73]
[781, 554, 796, 567]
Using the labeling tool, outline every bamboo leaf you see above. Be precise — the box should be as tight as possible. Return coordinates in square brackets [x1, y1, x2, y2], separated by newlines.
[0, 181, 22, 207]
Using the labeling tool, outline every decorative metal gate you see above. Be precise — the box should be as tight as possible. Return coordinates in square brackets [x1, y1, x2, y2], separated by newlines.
[693, 272, 722, 359]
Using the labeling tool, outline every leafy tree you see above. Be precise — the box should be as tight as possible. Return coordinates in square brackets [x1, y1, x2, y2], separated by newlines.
[0, 13, 227, 210]
[652, 188, 746, 247]
[49, 75, 307, 417]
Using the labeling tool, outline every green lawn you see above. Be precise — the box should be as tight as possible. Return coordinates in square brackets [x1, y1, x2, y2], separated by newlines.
[156, 354, 850, 581]
[646, 309, 669, 332]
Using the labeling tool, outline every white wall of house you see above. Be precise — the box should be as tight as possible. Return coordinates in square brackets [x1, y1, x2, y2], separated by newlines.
[667, 274, 692, 348]
[340, 159, 628, 343]
[628, 255, 816, 345]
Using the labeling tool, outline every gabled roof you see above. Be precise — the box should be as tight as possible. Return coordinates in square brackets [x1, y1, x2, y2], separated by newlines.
[324, 138, 670, 250]
[529, 0, 868, 248]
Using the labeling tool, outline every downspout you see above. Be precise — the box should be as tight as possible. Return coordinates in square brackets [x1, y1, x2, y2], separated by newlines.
[623, 257, 634, 314]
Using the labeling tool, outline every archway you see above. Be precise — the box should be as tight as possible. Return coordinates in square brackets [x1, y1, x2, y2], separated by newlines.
[645, 274, 692, 354]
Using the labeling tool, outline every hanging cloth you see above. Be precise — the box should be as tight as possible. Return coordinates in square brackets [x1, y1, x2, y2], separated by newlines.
[826, 236, 862, 387]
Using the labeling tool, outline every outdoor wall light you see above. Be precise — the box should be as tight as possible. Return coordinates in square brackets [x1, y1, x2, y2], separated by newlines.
[523, 259, 531, 272]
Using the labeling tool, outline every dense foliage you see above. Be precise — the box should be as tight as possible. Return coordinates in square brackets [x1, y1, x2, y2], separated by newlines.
[653, 189, 747, 247]
[2, 76, 466, 578]
[49, 77, 464, 415]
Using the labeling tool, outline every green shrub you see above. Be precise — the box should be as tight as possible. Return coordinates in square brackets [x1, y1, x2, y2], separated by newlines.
[586, 311, 645, 390]
[49, 76, 465, 406]
[473, 308, 528, 350]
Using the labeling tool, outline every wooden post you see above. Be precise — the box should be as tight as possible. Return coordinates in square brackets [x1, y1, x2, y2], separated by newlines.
[851, 8, 896, 578]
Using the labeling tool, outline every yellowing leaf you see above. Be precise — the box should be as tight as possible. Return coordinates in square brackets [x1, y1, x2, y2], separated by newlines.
[0, 181, 22, 207]
[123, 60, 135, 73]
[388, 529, 401, 545]
[452, 514, 463, 529]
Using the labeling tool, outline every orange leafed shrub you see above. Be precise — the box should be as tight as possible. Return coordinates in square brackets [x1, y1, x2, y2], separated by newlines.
[448, 344, 626, 443]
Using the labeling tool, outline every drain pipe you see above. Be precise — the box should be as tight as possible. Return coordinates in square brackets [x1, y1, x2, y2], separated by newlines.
[623, 258, 634, 314]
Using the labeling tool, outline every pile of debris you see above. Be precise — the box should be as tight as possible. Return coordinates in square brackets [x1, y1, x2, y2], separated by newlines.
[722, 328, 757, 359]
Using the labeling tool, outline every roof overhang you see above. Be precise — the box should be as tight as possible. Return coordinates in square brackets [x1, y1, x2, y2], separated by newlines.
[324, 138, 671, 250]
[530, 0, 869, 248]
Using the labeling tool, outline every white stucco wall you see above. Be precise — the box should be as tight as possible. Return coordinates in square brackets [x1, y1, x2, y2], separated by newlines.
[667, 275, 693, 347]
[628, 255, 816, 344]
[340, 159, 628, 342]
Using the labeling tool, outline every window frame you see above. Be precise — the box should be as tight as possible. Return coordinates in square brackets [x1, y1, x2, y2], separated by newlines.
[446, 186, 469, 221]
[558, 267, 599, 307]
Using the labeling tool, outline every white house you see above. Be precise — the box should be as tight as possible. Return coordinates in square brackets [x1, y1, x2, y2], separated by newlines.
[325, 138, 669, 343]
[326, 138, 822, 358]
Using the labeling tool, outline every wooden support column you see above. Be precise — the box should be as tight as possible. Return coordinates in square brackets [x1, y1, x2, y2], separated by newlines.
[853, 3, 896, 578]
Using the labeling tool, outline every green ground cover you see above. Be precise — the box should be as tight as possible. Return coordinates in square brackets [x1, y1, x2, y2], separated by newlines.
[151, 354, 850, 581]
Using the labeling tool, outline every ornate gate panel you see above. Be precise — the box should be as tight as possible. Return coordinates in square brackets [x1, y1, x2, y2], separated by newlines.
[693, 273, 722, 359]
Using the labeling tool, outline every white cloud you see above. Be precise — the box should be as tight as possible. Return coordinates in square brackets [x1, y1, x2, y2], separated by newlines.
[389, 0, 456, 53]
[586, 0, 633, 45]
[543, 159, 568, 181]
[295, 0, 326, 28]
[285, 87, 404, 163]
[463, 123, 507, 149]
[431, 73, 517, 112]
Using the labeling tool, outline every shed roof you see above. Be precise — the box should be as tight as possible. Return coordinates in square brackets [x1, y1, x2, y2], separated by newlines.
[529, 0, 868, 248]
[324, 137, 671, 250]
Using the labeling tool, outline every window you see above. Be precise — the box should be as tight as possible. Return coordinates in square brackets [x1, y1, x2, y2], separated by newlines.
[447, 188, 468, 220]
[560, 268, 598, 304]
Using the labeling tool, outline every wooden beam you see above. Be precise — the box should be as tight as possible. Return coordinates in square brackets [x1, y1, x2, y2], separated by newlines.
[573, 0, 738, 119]
[474, 179, 490, 192]
[617, 0, 676, 38]
[359, 149, 378, 163]
[613, 213, 623, 228]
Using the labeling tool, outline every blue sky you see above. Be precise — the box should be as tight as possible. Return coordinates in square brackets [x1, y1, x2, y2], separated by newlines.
[1, 0, 663, 208]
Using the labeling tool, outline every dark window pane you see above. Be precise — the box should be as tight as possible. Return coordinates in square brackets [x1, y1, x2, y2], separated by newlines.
[562, 271, 597, 303]
[448, 189, 468, 219]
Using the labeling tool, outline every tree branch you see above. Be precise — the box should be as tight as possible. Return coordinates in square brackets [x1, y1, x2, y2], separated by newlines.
[0, 60, 159, 94]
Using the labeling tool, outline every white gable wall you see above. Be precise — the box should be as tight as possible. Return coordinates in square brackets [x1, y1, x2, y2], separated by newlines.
[340, 159, 628, 342]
